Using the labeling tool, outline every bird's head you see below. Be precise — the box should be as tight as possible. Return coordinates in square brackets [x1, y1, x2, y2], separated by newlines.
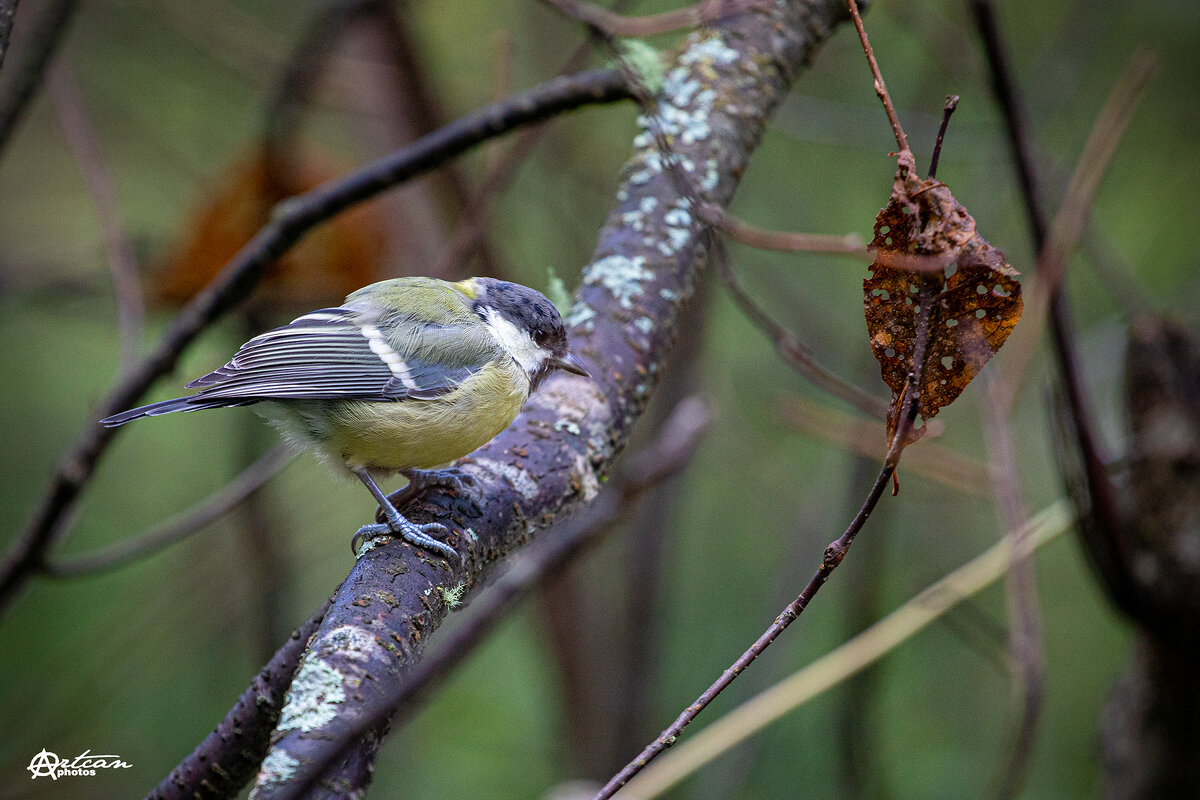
[469, 278, 590, 388]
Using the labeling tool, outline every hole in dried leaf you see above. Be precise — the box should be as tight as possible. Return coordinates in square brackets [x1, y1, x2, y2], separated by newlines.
[976, 309, 987, 319]
[976, 285, 987, 295]
[880, 225, 891, 234]
[945, 319, 958, 328]
[941, 356, 954, 369]
[885, 347, 896, 358]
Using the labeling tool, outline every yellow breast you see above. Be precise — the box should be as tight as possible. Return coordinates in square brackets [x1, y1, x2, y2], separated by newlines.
[319, 359, 530, 472]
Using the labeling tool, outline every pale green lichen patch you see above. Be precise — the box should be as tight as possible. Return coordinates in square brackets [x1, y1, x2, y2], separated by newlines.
[277, 657, 345, 733]
[250, 748, 301, 798]
[474, 458, 539, 500]
[318, 625, 386, 664]
[584, 255, 653, 310]
[554, 418, 582, 435]
[565, 302, 597, 331]
[438, 582, 467, 608]
[615, 39, 665, 93]
[354, 535, 389, 559]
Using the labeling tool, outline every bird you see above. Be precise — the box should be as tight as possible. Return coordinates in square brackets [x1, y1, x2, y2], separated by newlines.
[102, 276, 590, 561]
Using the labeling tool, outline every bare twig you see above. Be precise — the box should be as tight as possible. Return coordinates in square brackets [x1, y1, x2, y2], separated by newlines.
[594, 252, 931, 799]
[539, 0, 766, 38]
[971, 0, 1143, 619]
[0, 0, 77, 155]
[926, 94, 959, 179]
[703, 205, 868, 258]
[44, 446, 293, 578]
[0, 68, 633, 615]
[268, 397, 712, 800]
[144, 601, 331, 800]
[993, 52, 1156, 410]
[715, 235, 888, 419]
[615, 500, 1073, 799]
[46, 57, 145, 376]
[845, 0, 908, 154]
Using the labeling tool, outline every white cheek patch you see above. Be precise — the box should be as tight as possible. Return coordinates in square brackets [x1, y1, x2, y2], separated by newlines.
[483, 308, 551, 376]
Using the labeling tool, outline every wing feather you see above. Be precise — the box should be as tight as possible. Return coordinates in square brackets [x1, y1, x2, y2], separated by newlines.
[184, 305, 495, 402]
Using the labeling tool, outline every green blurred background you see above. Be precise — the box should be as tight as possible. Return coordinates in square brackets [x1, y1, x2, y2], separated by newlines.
[1, 0, 1197, 797]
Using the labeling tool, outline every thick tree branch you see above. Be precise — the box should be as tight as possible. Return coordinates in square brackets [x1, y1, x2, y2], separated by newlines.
[248, 3, 858, 797]
[0, 68, 632, 616]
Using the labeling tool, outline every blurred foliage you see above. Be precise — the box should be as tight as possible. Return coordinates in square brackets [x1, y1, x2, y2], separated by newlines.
[1, 0, 1197, 798]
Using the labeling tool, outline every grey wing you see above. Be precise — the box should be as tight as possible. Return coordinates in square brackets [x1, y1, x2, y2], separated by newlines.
[186, 307, 489, 402]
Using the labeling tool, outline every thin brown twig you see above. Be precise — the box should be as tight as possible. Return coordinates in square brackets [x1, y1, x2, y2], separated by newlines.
[994, 51, 1156, 411]
[715, 236, 888, 419]
[703, 205, 867, 258]
[46, 57, 145, 376]
[845, 0, 908, 154]
[538, 0, 766, 38]
[926, 94, 959, 179]
[43, 446, 294, 578]
[593, 245, 932, 800]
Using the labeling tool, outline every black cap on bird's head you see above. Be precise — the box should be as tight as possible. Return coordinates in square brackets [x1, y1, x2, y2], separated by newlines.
[471, 277, 590, 387]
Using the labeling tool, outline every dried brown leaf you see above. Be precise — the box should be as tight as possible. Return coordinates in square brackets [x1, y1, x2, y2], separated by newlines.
[865, 151, 1023, 440]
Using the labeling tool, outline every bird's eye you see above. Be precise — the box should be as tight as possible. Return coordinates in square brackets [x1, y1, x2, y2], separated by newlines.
[533, 328, 552, 347]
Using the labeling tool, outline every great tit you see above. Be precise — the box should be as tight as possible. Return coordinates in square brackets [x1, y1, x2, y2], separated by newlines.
[102, 276, 590, 560]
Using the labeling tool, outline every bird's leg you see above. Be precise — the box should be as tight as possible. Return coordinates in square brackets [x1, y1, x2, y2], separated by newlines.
[351, 468, 458, 561]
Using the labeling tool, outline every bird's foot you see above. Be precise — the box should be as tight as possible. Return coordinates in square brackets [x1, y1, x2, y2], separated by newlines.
[351, 514, 457, 562]
[403, 466, 476, 495]
[383, 467, 477, 510]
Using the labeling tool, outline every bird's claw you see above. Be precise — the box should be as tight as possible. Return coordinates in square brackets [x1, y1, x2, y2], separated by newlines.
[351, 517, 457, 562]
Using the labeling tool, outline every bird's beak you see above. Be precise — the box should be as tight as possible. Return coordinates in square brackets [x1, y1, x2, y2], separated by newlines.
[553, 351, 591, 377]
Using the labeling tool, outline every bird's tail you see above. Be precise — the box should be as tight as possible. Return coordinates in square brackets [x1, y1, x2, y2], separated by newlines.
[100, 397, 245, 427]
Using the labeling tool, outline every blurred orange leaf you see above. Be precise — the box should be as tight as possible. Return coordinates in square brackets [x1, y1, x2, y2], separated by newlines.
[864, 150, 1023, 442]
[152, 146, 386, 315]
